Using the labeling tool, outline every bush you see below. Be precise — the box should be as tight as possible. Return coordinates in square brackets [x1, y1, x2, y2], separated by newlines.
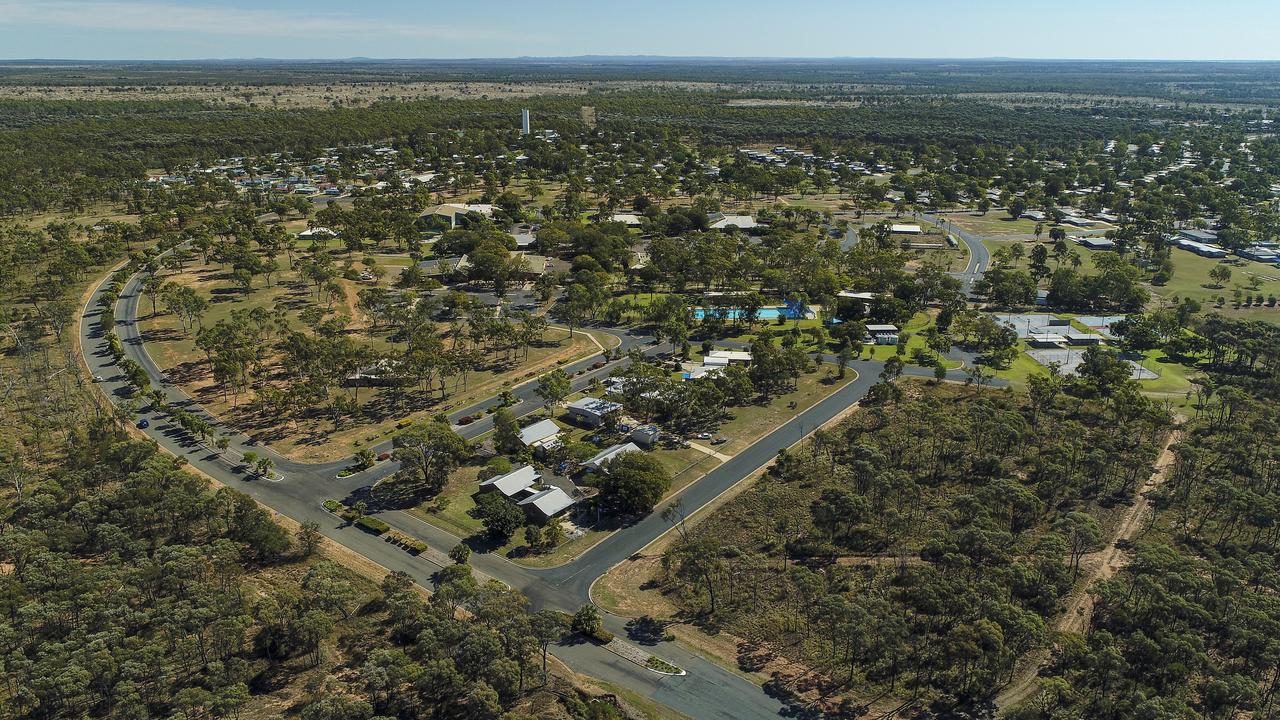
[397, 418, 414, 428]
[356, 516, 390, 535]
[322, 499, 343, 513]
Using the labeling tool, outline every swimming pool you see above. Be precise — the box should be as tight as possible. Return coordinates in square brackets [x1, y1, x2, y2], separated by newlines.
[691, 306, 800, 320]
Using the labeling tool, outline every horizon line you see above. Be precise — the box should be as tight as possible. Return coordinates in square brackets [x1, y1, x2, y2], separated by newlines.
[3, 54, 1280, 64]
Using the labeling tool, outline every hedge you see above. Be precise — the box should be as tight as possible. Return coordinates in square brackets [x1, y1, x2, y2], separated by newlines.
[356, 516, 390, 535]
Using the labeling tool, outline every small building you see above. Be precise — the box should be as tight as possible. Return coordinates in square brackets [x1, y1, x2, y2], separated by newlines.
[1175, 238, 1228, 258]
[1020, 210, 1047, 222]
[1027, 333, 1068, 348]
[1064, 332, 1104, 346]
[889, 224, 923, 235]
[708, 213, 759, 231]
[865, 324, 900, 345]
[1078, 237, 1114, 250]
[609, 213, 643, 227]
[583, 442, 641, 472]
[1179, 228, 1219, 243]
[1238, 246, 1280, 263]
[1062, 216, 1099, 227]
[704, 349, 753, 366]
[512, 253, 549, 278]
[424, 203, 496, 228]
[479, 465, 540, 498]
[519, 419, 562, 454]
[566, 397, 623, 428]
[629, 425, 662, 448]
[518, 487, 575, 520]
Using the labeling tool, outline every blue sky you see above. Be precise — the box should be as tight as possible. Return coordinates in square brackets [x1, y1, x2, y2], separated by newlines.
[0, 0, 1276, 61]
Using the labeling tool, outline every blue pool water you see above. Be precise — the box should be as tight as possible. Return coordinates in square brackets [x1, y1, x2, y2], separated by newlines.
[692, 306, 799, 320]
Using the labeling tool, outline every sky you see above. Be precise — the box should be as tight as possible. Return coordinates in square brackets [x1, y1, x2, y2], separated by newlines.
[0, 0, 1277, 62]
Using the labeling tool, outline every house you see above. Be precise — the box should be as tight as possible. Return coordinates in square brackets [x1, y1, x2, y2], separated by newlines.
[1020, 210, 1048, 222]
[519, 419, 562, 453]
[512, 253, 549, 278]
[1175, 238, 1228, 258]
[1179, 228, 1219, 243]
[424, 203, 495, 228]
[1062, 216, 1099, 227]
[518, 487, 576, 520]
[479, 465, 540, 498]
[566, 397, 623, 428]
[704, 349, 753, 366]
[866, 324, 900, 345]
[583, 442, 641, 472]
[708, 213, 759, 231]
[1238, 246, 1280, 263]
[609, 213, 643, 227]
[889, 224, 923, 235]
[629, 425, 662, 448]
[1078, 237, 1115, 250]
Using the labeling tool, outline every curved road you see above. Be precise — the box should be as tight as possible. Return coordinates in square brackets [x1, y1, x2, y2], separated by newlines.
[80, 263, 986, 719]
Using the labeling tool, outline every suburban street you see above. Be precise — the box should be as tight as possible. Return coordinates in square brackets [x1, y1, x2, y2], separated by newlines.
[80, 259, 988, 720]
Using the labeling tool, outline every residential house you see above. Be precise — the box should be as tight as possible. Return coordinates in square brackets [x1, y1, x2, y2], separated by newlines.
[582, 442, 641, 472]
[519, 419, 563, 454]
[566, 397, 623, 428]
[518, 487, 576, 520]
[479, 465, 540, 498]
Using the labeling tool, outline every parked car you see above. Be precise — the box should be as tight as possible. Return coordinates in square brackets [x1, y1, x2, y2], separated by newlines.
[711, 437, 728, 446]
[136, 419, 150, 429]
[694, 432, 712, 440]
[377, 452, 391, 461]
[91, 375, 105, 383]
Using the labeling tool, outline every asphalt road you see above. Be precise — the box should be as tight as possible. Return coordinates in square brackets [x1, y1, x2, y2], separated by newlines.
[80, 258, 989, 720]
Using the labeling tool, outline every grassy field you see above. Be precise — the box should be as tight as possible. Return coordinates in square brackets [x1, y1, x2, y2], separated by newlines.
[951, 213, 1046, 236]
[138, 259, 598, 462]
[1153, 251, 1280, 319]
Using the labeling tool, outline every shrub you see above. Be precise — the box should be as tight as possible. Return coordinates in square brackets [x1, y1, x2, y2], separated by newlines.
[397, 418, 414, 428]
[322, 499, 343, 513]
[356, 516, 390, 535]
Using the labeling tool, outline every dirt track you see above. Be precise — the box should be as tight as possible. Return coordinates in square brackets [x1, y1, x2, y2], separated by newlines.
[995, 428, 1182, 712]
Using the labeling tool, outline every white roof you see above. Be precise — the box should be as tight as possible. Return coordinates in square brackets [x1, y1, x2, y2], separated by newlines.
[567, 397, 622, 417]
[518, 487, 575, 517]
[430, 203, 494, 218]
[866, 324, 899, 333]
[480, 465, 540, 497]
[709, 214, 758, 230]
[702, 356, 730, 367]
[889, 224, 922, 234]
[706, 350, 751, 362]
[519, 419, 561, 446]
[838, 291, 878, 300]
[610, 213, 643, 226]
[298, 227, 336, 238]
[584, 442, 641, 470]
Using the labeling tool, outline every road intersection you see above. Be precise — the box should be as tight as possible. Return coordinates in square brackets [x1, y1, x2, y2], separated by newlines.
[80, 259, 988, 719]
